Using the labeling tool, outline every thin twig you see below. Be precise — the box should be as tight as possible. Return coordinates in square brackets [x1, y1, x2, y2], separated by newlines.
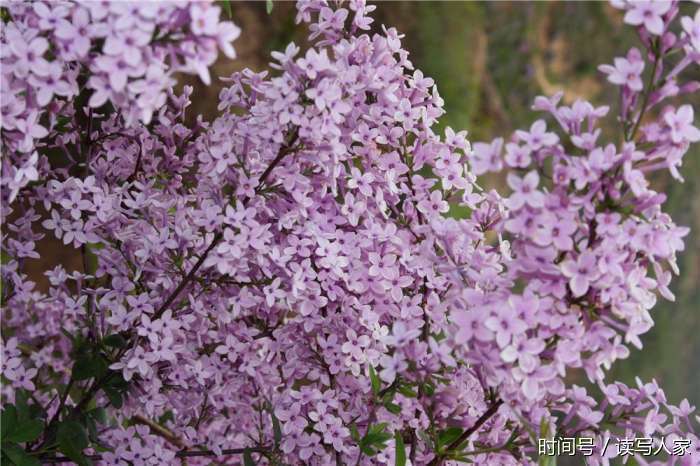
[152, 128, 299, 321]
[132, 414, 185, 449]
[626, 39, 661, 142]
[447, 399, 503, 451]
[428, 399, 504, 466]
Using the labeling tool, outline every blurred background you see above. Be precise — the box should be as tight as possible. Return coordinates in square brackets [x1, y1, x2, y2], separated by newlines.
[29, 1, 699, 415]
[191, 1, 700, 408]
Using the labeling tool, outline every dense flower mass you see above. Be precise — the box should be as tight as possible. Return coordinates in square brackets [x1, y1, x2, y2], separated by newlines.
[1, 1, 700, 465]
[1, 1, 239, 202]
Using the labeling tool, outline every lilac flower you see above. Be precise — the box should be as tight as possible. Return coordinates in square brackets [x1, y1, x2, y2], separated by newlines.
[452, 309, 493, 344]
[32, 2, 69, 31]
[504, 142, 532, 168]
[320, 416, 350, 453]
[384, 321, 421, 347]
[297, 48, 331, 79]
[598, 48, 645, 91]
[664, 104, 700, 143]
[190, 3, 222, 36]
[681, 10, 700, 54]
[623, 1, 671, 35]
[347, 167, 374, 196]
[515, 120, 558, 150]
[59, 190, 92, 220]
[342, 193, 366, 226]
[544, 214, 577, 251]
[9, 35, 50, 78]
[560, 252, 600, 297]
[29, 63, 73, 106]
[506, 170, 545, 210]
[417, 190, 449, 217]
[378, 354, 407, 384]
[500, 336, 544, 373]
[54, 7, 92, 58]
[217, 21, 242, 59]
[394, 98, 421, 128]
[14, 367, 38, 391]
[341, 329, 371, 361]
[368, 252, 397, 280]
[94, 55, 144, 92]
[484, 307, 528, 348]
[103, 30, 151, 66]
[15, 111, 48, 153]
[470, 138, 503, 175]
[1, 1, 698, 463]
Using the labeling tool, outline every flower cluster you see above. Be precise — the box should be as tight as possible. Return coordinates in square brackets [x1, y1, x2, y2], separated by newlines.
[1, 1, 699, 466]
[1, 0, 239, 202]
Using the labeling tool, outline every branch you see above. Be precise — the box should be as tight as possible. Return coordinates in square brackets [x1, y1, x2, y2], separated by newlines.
[131, 414, 185, 449]
[152, 231, 223, 320]
[446, 399, 503, 452]
[626, 39, 661, 142]
[152, 128, 299, 321]
[428, 399, 503, 466]
[70, 132, 301, 420]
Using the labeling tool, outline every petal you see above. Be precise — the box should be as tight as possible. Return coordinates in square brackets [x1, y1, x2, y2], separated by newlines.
[522, 378, 540, 399]
[569, 275, 589, 297]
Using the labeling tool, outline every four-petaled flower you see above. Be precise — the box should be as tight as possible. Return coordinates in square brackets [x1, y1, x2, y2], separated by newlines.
[561, 251, 600, 298]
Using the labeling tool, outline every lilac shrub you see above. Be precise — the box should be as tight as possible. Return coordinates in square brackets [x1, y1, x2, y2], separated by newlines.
[1, 1, 700, 465]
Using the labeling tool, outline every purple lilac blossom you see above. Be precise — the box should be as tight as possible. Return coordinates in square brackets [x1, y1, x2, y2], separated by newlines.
[1, 1, 700, 465]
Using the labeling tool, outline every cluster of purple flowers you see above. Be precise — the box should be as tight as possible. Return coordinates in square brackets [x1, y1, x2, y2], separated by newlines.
[1, 1, 700, 465]
[1, 1, 239, 202]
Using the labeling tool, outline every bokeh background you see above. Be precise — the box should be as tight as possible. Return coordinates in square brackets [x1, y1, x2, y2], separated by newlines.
[187, 1, 700, 408]
[29, 1, 700, 416]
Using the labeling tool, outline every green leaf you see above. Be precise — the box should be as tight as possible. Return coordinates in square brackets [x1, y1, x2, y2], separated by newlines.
[1, 443, 40, 466]
[104, 388, 122, 409]
[369, 423, 389, 435]
[539, 417, 550, 438]
[243, 448, 256, 466]
[538, 453, 557, 466]
[380, 388, 395, 404]
[57, 420, 91, 466]
[369, 365, 381, 397]
[218, 1, 232, 19]
[1, 406, 18, 438]
[54, 115, 71, 133]
[18, 397, 43, 425]
[14, 392, 30, 421]
[102, 372, 129, 409]
[104, 371, 128, 391]
[417, 429, 432, 446]
[360, 423, 392, 456]
[350, 423, 360, 442]
[102, 334, 126, 349]
[437, 427, 463, 450]
[158, 411, 175, 425]
[266, 0, 273, 14]
[513, 411, 537, 445]
[537, 416, 556, 466]
[384, 402, 402, 415]
[397, 384, 417, 398]
[270, 411, 282, 447]
[73, 354, 108, 381]
[394, 431, 406, 466]
[359, 443, 378, 456]
[87, 407, 108, 425]
[4, 420, 42, 443]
